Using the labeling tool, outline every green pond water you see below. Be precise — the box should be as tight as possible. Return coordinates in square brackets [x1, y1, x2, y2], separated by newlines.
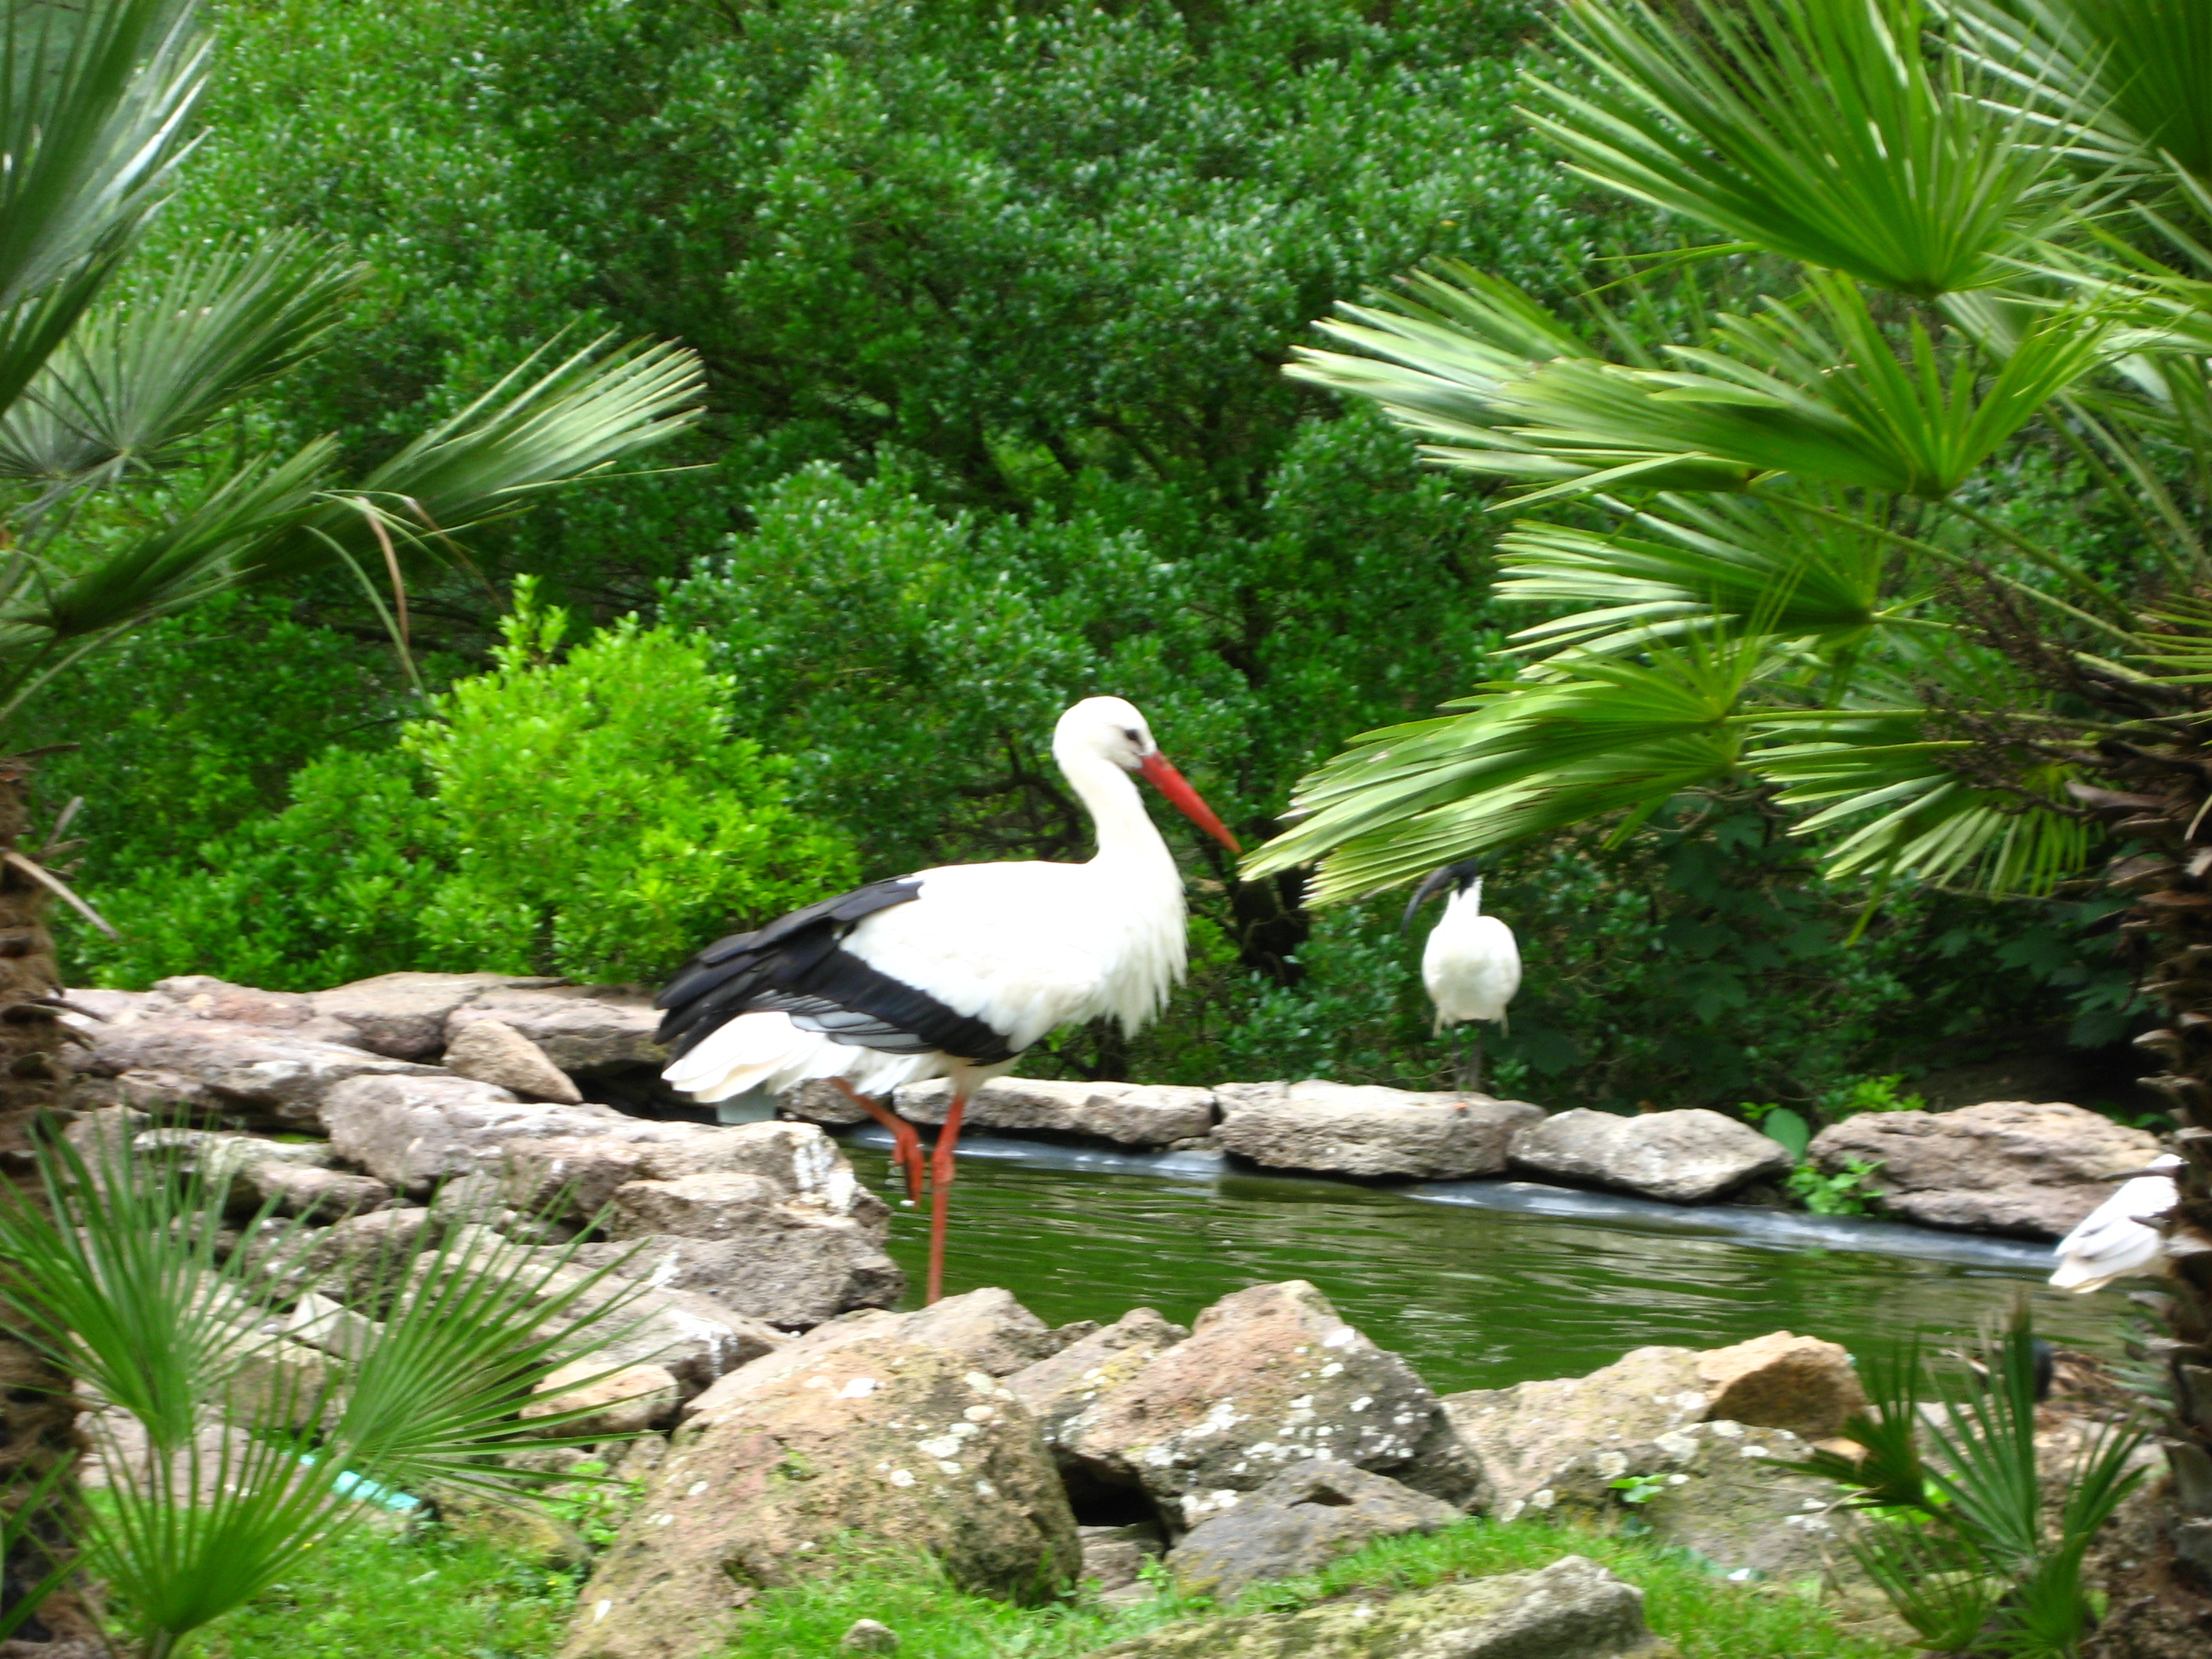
[853, 1146, 2122, 1395]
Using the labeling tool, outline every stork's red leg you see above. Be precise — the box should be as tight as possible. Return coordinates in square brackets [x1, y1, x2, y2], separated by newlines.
[925, 1093, 967, 1306]
[830, 1077, 924, 1205]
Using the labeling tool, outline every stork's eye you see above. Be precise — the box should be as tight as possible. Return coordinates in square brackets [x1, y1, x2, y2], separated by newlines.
[1122, 727, 1142, 744]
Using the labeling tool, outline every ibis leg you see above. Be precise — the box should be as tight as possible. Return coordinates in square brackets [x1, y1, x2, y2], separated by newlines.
[925, 1093, 968, 1306]
[831, 1077, 924, 1205]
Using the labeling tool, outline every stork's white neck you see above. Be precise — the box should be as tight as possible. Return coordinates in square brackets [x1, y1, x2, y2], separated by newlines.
[1056, 742, 1177, 875]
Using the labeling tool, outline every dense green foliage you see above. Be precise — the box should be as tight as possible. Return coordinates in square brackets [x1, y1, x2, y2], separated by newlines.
[68, 584, 855, 988]
[26, 0, 2139, 1109]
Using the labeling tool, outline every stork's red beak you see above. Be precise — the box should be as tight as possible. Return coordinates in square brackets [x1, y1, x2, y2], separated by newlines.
[1139, 752, 1241, 853]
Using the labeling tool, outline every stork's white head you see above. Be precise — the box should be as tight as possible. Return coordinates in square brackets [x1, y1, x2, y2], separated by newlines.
[1053, 696, 1240, 852]
[1055, 696, 1157, 771]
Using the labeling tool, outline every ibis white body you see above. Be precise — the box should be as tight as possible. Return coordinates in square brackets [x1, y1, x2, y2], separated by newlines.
[1421, 877, 1522, 1031]
[661, 698, 1197, 1104]
[2048, 1153, 2182, 1292]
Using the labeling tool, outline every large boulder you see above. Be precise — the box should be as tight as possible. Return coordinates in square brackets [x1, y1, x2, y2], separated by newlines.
[1213, 1081, 1543, 1181]
[1057, 1281, 1483, 1531]
[318, 1075, 694, 1196]
[562, 1326, 1079, 1659]
[894, 1076, 1216, 1148]
[1166, 1462, 1460, 1600]
[1508, 1108, 1789, 1203]
[1087, 1554, 1669, 1658]
[445, 983, 664, 1075]
[1806, 1100, 2164, 1237]
[76, 1018, 440, 1130]
[308, 972, 560, 1060]
[1439, 1332, 1865, 1518]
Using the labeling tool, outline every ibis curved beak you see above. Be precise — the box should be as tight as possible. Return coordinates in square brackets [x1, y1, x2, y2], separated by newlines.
[1138, 752, 1241, 853]
[1400, 865, 1459, 935]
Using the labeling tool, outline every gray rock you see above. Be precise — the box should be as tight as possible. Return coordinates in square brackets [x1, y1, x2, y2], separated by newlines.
[894, 1075, 1216, 1148]
[564, 1327, 1076, 1659]
[607, 1172, 785, 1237]
[444, 1017, 585, 1104]
[1509, 1108, 1789, 1203]
[80, 1018, 441, 1130]
[522, 1359, 683, 1438]
[840, 1621, 900, 1654]
[319, 1074, 649, 1195]
[1214, 1081, 1542, 1180]
[780, 1077, 871, 1125]
[1086, 1554, 1668, 1657]
[1166, 1462, 1459, 1600]
[445, 983, 664, 1075]
[1081, 1520, 1166, 1599]
[247, 1160, 393, 1221]
[423, 1227, 786, 1394]
[1006, 1307, 1190, 1456]
[1057, 1280, 1481, 1532]
[150, 976, 366, 1045]
[577, 1224, 903, 1331]
[1807, 1099, 2164, 1237]
[309, 971, 561, 1060]
[1519, 1422, 1851, 1583]
[283, 1290, 383, 1361]
[899, 1286, 1071, 1375]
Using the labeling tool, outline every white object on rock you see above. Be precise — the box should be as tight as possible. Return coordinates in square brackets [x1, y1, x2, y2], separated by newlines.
[2049, 1153, 2183, 1291]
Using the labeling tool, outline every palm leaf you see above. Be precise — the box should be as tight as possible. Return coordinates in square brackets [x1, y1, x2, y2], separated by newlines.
[0, 0, 208, 400]
[0, 232, 360, 487]
[1953, 0, 2212, 187]
[1530, 0, 2073, 298]
[1498, 493, 1903, 656]
[1246, 636, 1767, 900]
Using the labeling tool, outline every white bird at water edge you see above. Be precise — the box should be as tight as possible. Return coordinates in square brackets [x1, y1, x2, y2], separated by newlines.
[652, 696, 1241, 1304]
[1403, 857, 1521, 1090]
[2049, 1152, 2184, 1292]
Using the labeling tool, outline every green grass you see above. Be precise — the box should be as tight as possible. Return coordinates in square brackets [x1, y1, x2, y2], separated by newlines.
[191, 1523, 580, 1659]
[720, 1521, 1914, 1659]
[180, 1514, 1911, 1659]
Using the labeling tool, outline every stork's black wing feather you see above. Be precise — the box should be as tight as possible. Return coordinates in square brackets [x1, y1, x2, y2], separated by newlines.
[654, 877, 1018, 1065]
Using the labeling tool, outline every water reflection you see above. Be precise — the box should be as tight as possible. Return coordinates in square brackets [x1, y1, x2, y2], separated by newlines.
[855, 1150, 2120, 1395]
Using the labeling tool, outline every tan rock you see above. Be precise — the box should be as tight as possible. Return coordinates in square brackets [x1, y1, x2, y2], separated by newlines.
[1807, 1101, 2163, 1237]
[445, 984, 664, 1074]
[1214, 1081, 1542, 1180]
[81, 1018, 440, 1130]
[573, 1223, 906, 1330]
[309, 971, 561, 1060]
[1441, 1331, 1866, 1514]
[895, 1076, 1216, 1148]
[522, 1360, 683, 1437]
[562, 1329, 1078, 1659]
[445, 1017, 585, 1104]
[1509, 1108, 1791, 1203]
[320, 1074, 652, 1195]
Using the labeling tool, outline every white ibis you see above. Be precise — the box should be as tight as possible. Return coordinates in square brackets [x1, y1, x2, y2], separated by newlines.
[2049, 1152, 2183, 1292]
[654, 696, 1240, 1303]
[1402, 858, 1521, 1090]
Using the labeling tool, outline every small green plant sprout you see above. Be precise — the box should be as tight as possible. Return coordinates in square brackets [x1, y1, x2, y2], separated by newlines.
[1818, 1075, 1928, 1118]
[1791, 1304, 2146, 1658]
[1740, 1101, 1813, 1159]
[0, 1122, 646, 1659]
[1786, 1156, 1882, 1217]
[1610, 1473, 1669, 1506]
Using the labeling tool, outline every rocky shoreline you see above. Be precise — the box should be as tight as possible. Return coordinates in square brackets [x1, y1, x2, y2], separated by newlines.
[62, 970, 2166, 1247]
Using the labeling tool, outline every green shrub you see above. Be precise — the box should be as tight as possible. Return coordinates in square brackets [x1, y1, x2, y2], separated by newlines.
[72, 584, 855, 989]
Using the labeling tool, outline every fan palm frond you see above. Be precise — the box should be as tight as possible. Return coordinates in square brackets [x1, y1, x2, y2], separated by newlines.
[1533, 0, 2073, 298]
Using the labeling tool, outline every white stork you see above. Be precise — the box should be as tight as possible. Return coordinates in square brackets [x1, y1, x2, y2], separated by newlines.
[1403, 858, 1522, 1090]
[654, 696, 1240, 1302]
[2049, 1152, 2183, 1292]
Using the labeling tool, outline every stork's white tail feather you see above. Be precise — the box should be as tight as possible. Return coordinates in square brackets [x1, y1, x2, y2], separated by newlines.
[2048, 1159, 2181, 1292]
[661, 1012, 940, 1103]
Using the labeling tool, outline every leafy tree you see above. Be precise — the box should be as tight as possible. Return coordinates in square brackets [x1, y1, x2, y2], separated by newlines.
[71, 584, 858, 990]
[1249, 0, 2212, 1632]
[0, 0, 698, 1641]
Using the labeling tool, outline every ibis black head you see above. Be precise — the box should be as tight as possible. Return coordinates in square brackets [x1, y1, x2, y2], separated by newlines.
[1401, 857, 1485, 935]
